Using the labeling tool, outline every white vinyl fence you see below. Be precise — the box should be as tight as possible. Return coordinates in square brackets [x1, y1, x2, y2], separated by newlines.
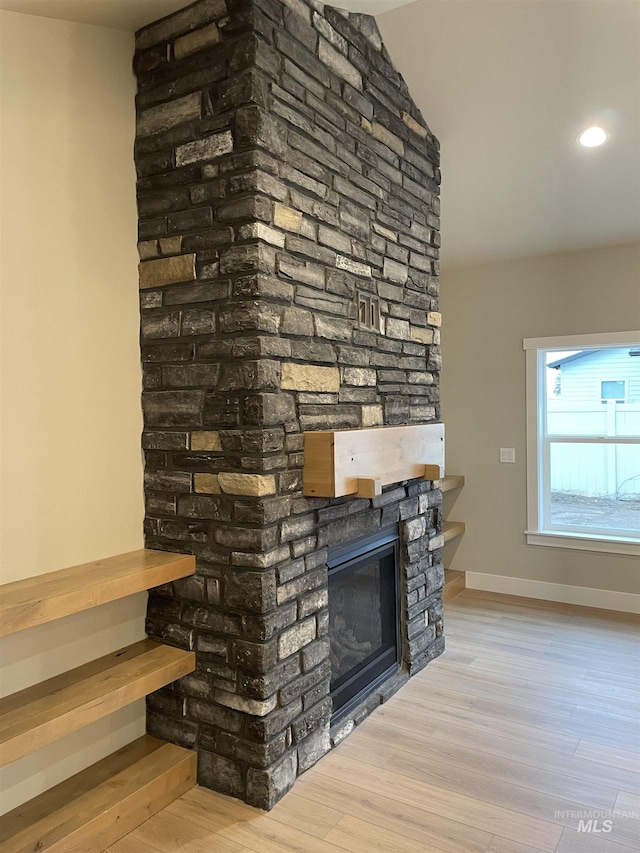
[547, 401, 640, 499]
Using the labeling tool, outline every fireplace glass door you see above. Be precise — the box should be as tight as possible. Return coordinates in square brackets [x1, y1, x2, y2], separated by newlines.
[327, 526, 400, 722]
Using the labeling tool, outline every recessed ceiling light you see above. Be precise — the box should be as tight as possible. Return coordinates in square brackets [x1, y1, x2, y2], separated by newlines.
[577, 126, 608, 148]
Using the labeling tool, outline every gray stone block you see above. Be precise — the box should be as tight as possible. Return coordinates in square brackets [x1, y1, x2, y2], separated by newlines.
[199, 751, 244, 799]
[246, 751, 297, 810]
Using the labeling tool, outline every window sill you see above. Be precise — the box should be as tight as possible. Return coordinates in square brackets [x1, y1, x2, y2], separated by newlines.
[525, 530, 640, 557]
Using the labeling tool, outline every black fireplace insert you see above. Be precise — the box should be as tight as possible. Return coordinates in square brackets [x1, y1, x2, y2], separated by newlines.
[327, 525, 401, 723]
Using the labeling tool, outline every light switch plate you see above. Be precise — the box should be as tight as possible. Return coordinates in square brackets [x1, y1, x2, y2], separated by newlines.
[500, 448, 516, 463]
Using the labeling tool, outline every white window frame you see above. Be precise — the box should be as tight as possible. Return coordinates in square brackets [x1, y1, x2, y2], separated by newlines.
[601, 380, 625, 402]
[523, 330, 640, 557]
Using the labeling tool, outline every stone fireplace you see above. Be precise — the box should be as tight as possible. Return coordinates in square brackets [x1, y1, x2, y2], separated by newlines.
[135, 0, 443, 810]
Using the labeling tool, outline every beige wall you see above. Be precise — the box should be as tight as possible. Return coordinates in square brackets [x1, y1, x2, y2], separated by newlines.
[0, 10, 144, 812]
[440, 242, 640, 598]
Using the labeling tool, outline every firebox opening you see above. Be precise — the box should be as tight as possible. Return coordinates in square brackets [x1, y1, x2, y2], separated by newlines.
[327, 525, 401, 724]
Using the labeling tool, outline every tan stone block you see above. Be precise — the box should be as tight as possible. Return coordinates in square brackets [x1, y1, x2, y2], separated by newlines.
[136, 0, 226, 50]
[218, 473, 277, 496]
[361, 117, 404, 156]
[273, 203, 303, 233]
[159, 236, 183, 255]
[318, 39, 362, 90]
[214, 689, 277, 717]
[281, 364, 340, 392]
[194, 473, 221, 494]
[410, 326, 434, 345]
[138, 240, 158, 259]
[139, 254, 196, 289]
[362, 405, 383, 427]
[175, 131, 233, 167]
[427, 311, 443, 327]
[336, 255, 371, 277]
[278, 618, 316, 659]
[402, 111, 429, 139]
[372, 223, 398, 242]
[191, 431, 222, 451]
[174, 22, 220, 60]
[136, 92, 201, 138]
[238, 222, 285, 248]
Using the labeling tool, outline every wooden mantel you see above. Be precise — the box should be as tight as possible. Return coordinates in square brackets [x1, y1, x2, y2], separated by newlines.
[303, 424, 445, 498]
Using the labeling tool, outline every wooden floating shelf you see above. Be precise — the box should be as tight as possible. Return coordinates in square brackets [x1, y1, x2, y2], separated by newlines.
[303, 423, 445, 498]
[443, 569, 466, 603]
[0, 640, 195, 768]
[0, 735, 196, 853]
[437, 474, 465, 493]
[0, 549, 195, 638]
[442, 520, 466, 544]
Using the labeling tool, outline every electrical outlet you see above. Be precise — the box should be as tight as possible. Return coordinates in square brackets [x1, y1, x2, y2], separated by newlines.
[499, 448, 516, 463]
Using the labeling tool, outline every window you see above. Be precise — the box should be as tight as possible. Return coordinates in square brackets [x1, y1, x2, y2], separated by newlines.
[601, 380, 625, 402]
[524, 331, 640, 556]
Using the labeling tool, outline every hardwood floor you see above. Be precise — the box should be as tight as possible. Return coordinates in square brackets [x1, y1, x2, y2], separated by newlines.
[109, 590, 640, 853]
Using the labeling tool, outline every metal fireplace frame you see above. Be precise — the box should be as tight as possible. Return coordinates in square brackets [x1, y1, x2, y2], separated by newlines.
[326, 524, 401, 724]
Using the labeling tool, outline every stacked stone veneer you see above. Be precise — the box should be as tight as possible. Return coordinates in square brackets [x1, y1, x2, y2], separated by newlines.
[134, 0, 443, 809]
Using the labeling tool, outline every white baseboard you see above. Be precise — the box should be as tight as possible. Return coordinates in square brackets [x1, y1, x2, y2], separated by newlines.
[465, 573, 640, 614]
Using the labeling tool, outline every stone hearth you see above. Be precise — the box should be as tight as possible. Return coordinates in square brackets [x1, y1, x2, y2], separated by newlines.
[135, 0, 443, 809]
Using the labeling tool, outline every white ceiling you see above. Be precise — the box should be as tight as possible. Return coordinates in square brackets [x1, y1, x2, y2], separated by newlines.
[1, 0, 638, 268]
[0, 0, 410, 30]
[378, 0, 640, 268]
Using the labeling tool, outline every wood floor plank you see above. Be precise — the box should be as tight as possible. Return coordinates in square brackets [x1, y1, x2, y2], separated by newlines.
[572, 705, 640, 733]
[382, 714, 640, 796]
[378, 744, 619, 828]
[269, 790, 344, 839]
[346, 717, 621, 810]
[325, 813, 447, 853]
[107, 835, 159, 853]
[123, 808, 247, 853]
[290, 773, 494, 853]
[304, 753, 563, 852]
[165, 788, 344, 853]
[445, 654, 640, 705]
[421, 664, 640, 720]
[401, 679, 577, 723]
[614, 790, 640, 813]
[575, 740, 640, 773]
[486, 838, 553, 853]
[555, 826, 639, 853]
[383, 693, 581, 755]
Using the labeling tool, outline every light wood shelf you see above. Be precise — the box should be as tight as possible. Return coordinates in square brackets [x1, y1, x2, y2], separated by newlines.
[303, 423, 444, 498]
[440, 475, 466, 601]
[0, 735, 196, 853]
[437, 474, 465, 493]
[0, 548, 197, 848]
[442, 520, 466, 544]
[0, 549, 195, 638]
[443, 569, 466, 603]
[0, 640, 195, 768]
